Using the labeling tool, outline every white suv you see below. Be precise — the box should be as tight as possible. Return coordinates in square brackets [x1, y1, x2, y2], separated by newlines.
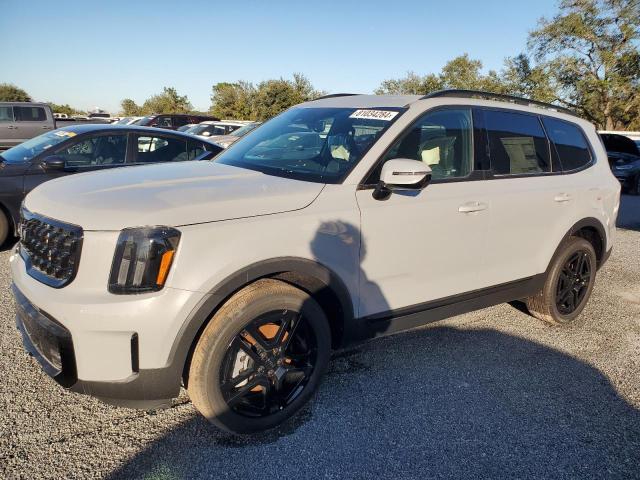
[10, 91, 620, 434]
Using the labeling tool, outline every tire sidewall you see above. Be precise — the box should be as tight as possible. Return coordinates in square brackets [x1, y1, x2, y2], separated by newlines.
[0, 211, 8, 248]
[193, 282, 331, 434]
[545, 238, 597, 324]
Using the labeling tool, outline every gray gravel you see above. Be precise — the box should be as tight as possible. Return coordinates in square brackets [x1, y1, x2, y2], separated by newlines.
[1, 196, 639, 480]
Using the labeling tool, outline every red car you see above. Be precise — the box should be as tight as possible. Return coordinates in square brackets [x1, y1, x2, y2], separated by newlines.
[135, 114, 219, 130]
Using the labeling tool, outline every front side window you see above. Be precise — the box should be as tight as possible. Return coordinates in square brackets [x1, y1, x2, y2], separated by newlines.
[136, 136, 188, 163]
[543, 118, 592, 172]
[0, 130, 74, 163]
[484, 110, 550, 175]
[56, 134, 128, 167]
[187, 139, 221, 159]
[14, 106, 46, 122]
[0, 106, 13, 122]
[156, 117, 172, 128]
[377, 108, 473, 181]
[216, 107, 404, 183]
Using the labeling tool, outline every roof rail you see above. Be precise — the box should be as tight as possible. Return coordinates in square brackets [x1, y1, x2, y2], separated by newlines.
[315, 93, 359, 100]
[421, 89, 578, 117]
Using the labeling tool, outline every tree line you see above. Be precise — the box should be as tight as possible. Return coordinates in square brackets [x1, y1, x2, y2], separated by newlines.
[2, 0, 637, 130]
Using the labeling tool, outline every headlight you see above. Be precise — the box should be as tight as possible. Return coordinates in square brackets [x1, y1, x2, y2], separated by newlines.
[109, 227, 181, 294]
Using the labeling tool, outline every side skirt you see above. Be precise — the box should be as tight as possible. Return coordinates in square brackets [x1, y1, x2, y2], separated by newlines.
[355, 274, 546, 341]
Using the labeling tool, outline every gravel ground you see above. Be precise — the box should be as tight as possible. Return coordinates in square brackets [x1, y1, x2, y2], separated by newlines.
[1, 196, 639, 480]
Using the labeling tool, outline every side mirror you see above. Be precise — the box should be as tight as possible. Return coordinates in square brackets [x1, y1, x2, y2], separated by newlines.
[42, 155, 66, 171]
[373, 159, 432, 200]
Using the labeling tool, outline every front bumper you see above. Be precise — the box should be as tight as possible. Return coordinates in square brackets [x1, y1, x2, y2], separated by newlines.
[13, 284, 182, 408]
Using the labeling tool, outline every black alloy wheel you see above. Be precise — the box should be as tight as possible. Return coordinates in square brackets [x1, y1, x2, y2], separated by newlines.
[219, 310, 318, 418]
[555, 250, 593, 315]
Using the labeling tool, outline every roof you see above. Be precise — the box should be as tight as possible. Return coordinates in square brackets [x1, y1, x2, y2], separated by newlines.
[302, 94, 421, 108]
[56, 123, 221, 144]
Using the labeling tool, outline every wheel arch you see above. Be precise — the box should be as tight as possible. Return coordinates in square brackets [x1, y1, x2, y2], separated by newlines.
[169, 257, 355, 386]
[550, 217, 608, 271]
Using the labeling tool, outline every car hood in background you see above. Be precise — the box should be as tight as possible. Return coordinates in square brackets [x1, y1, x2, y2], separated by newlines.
[24, 161, 324, 230]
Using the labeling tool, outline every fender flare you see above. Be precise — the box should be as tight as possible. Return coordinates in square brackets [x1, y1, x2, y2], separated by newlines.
[547, 217, 608, 273]
[165, 257, 355, 384]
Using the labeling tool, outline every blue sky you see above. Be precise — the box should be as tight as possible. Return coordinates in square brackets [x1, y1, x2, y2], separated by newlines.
[1, 0, 560, 113]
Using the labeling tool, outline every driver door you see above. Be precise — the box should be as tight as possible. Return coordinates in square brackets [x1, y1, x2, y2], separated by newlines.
[355, 108, 490, 318]
[23, 133, 130, 195]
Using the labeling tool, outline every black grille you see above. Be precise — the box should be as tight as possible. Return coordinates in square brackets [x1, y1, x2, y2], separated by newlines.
[20, 208, 83, 288]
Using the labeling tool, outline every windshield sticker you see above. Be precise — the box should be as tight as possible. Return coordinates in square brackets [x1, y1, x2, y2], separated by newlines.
[54, 131, 76, 137]
[349, 109, 399, 121]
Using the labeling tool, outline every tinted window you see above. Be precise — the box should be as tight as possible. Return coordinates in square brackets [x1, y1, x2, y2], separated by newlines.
[378, 108, 473, 180]
[172, 116, 189, 128]
[187, 139, 220, 160]
[599, 133, 638, 156]
[156, 117, 172, 128]
[136, 136, 188, 163]
[0, 106, 13, 122]
[56, 134, 128, 167]
[542, 118, 592, 171]
[485, 110, 550, 174]
[14, 106, 46, 122]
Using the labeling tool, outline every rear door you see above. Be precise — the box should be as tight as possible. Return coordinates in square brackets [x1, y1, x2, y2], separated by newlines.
[0, 105, 17, 148]
[13, 105, 52, 142]
[132, 133, 189, 164]
[477, 108, 576, 285]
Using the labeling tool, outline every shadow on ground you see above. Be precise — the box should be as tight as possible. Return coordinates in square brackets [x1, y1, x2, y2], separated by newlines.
[617, 193, 640, 231]
[108, 327, 640, 479]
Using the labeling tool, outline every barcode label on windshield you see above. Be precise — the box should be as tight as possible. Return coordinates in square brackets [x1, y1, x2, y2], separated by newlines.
[349, 110, 398, 121]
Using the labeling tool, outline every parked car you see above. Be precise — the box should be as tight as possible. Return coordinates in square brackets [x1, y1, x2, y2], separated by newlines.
[209, 122, 261, 148]
[112, 116, 143, 126]
[0, 102, 55, 149]
[135, 114, 219, 130]
[0, 124, 222, 245]
[177, 123, 198, 132]
[600, 132, 640, 194]
[10, 91, 619, 434]
[185, 120, 249, 139]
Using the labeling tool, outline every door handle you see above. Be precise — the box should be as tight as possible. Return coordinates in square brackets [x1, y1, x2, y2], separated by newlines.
[458, 201, 488, 213]
[554, 193, 572, 203]
[42, 126, 51, 129]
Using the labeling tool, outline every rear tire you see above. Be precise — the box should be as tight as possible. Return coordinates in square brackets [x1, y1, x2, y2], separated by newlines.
[188, 278, 331, 434]
[0, 210, 9, 248]
[525, 237, 597, 326]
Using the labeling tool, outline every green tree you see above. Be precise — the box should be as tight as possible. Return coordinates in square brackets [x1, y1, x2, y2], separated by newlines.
[209, 74, 322, 121]
[500, 54, 558, 103]
[528, 0, 640, 129]
[0, 83, 32, 102]
[375, 54, 506, 95]
[140, 87, 193, 115]
[120, 98, 142, 116]
[47, 102, 81, 116]
[210, 81, 256, 119]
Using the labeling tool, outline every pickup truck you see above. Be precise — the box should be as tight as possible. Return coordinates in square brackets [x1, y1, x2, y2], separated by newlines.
[0, 102, 111, 149]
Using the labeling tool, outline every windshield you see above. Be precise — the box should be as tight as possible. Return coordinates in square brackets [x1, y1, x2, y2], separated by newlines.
[135, 116, 154, 126]
[230, 123, 259, 137]
[0, 130, 77, 163]
[114, 117, 132, 124]
[215, 107, 403, 183]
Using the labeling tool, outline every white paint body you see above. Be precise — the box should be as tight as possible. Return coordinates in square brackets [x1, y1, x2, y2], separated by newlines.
[10, 95, 620, 384]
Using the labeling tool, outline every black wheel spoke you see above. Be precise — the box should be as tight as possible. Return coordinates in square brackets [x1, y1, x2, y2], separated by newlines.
[555, 249, 592, 315]
[219, 309, 318, 418]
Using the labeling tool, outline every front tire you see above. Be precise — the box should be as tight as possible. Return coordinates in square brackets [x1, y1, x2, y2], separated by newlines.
[0, 210, 9, 248]
[525, 237, 597, 326]
[188, 278, 331, 434]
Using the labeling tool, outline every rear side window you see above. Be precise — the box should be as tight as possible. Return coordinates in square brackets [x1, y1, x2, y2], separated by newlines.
[0, 106, 13, 122]
[14, 106, 46, 122]
[136, 136, 188, 163]
[542, 117, 592, 171]
[484, 110, 550, 175]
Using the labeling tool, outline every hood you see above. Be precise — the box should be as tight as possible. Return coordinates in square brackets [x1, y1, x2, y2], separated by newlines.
[25, 161, 324, 231]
